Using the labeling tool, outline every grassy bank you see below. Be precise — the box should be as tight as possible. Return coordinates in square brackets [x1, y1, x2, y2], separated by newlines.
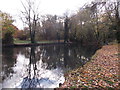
[14, 39, 64, 44]
[61, 44, 120, 89]
[14, 39, 31, 44]
[2, 39, 66, 47]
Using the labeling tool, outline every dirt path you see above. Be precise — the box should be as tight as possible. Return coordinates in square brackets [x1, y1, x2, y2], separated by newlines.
[61, 44, 120, 89]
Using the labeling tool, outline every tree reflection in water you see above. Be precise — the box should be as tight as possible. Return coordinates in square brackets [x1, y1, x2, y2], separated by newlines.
[20, 46, 64, 88]
[21, 46, 38, 88]
[2, 45, 99, 88]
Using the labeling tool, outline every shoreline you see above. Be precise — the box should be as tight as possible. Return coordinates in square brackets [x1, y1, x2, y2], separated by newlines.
[2, 42, 73, 47]
[61, 44, 120, 89]
[2, 42, 102, 47]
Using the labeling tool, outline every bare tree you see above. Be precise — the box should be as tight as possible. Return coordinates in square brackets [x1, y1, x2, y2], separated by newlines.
[104, 0, 120, 42]
[21, 0, 40, 43]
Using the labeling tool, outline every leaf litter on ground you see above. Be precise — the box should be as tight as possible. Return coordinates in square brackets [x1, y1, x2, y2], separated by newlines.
[61, 44, 120, 89]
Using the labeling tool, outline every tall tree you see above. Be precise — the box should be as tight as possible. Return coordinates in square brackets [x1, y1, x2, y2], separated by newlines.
[64, 16, 69, 43]
[21, 0, 40, 43]
[104, 0, 120, 42]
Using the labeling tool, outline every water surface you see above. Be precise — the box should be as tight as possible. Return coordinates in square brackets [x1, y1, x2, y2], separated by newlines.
[1, 44, 98, 88]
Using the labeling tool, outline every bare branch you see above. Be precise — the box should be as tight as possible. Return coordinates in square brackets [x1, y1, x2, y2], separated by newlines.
[21, 0, 29, 15]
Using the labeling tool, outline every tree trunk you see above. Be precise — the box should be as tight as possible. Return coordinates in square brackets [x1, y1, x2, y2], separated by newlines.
[64, 16, 69, 43]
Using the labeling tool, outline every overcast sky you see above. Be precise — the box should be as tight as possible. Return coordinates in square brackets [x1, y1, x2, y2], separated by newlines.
[0, 0, 92, 29]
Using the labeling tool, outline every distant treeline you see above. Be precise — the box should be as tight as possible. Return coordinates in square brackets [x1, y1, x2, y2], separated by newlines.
[1, 0, 120, 45]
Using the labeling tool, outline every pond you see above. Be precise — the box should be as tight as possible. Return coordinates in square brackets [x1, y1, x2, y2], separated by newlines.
[1, 44, 99, 89]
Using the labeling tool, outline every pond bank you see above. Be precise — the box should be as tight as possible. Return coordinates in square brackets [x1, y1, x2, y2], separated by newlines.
[2, 42, 73, 47]
[60, 44, 120, 89]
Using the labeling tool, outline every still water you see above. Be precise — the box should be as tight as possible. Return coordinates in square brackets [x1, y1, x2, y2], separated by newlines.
[1, 44, 99, 89]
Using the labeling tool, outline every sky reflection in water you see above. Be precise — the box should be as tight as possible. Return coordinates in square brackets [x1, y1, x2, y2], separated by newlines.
[1, 45, 99, 88]
[2, 54, 65, 88]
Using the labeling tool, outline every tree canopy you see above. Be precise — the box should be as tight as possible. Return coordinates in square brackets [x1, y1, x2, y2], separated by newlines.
[0, 11, 18, 44]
